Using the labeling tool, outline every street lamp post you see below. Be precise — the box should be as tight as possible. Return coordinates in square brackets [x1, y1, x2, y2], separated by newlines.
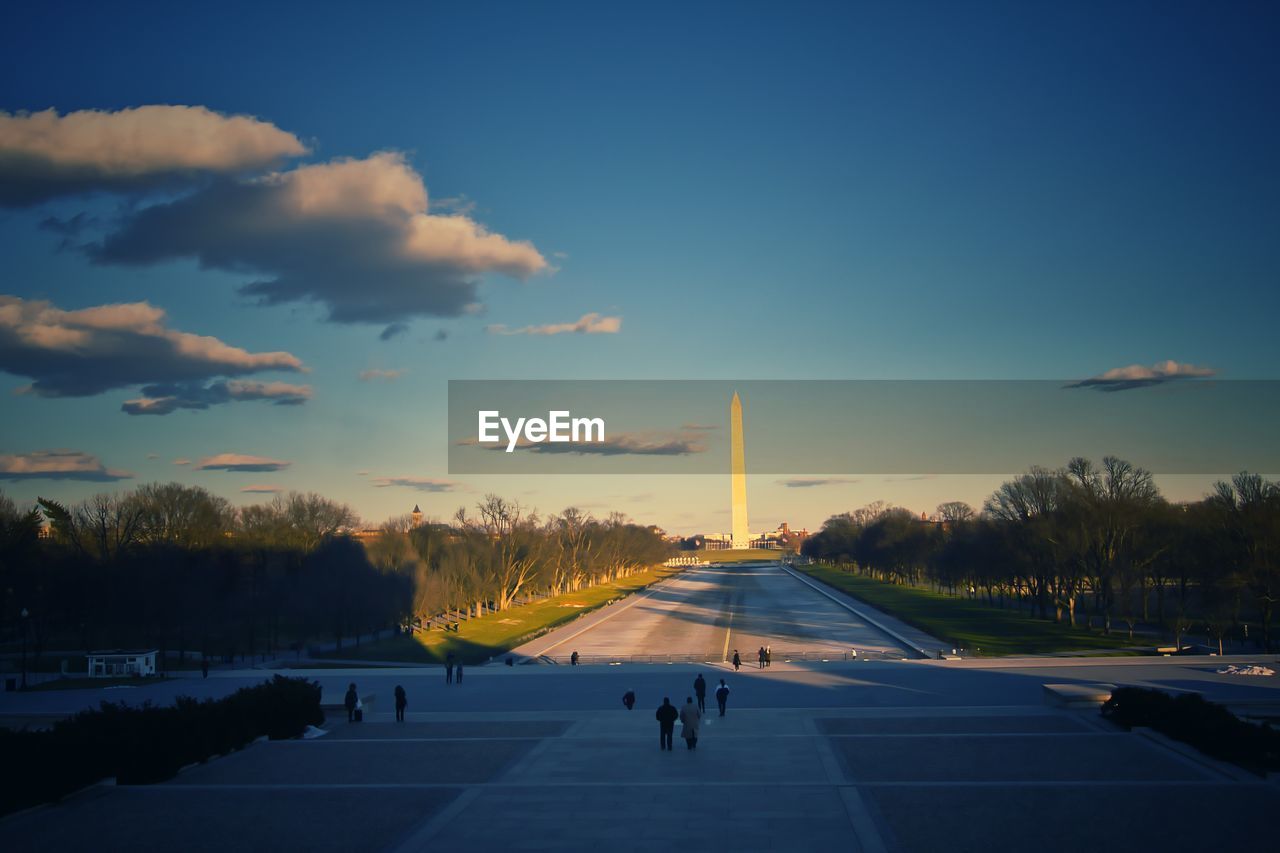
[20, 607, 29, 690]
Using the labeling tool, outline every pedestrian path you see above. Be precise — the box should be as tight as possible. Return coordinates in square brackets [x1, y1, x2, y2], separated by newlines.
[9, 697, 1276, 852]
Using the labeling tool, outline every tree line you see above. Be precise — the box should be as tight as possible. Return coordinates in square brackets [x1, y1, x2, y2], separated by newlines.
[363, 498, 670, 627]
[801, 459, 1280, 652]
[0, 485, 669, 667]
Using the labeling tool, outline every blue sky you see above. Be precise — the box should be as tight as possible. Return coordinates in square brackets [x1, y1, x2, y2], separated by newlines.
[2, 1, 1278, 532]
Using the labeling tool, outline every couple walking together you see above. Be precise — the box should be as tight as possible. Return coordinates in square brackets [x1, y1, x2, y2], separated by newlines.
[655, 697, 700, 750]
[656, 674, 731, 750]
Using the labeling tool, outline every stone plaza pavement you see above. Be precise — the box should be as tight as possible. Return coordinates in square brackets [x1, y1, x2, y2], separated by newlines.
[5, 659, 1279, 852]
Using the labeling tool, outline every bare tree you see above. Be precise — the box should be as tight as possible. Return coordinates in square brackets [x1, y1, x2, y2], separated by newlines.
[936, 502, 976, 524]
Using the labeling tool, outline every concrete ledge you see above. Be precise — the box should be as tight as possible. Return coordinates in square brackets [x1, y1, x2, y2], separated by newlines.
[1043, 683, 1115, 709]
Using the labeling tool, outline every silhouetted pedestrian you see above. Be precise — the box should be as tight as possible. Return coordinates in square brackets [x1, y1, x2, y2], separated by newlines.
[623, 689, 636, 710]
[456, 662, 464, 684]
[765, 645, 772, 667]
[732, 650, 741, 671]
[715, 679, 730, 716]
[201, 659, 209, 678]
[344, 683, 358, 722]
[394, 685, 407, 721]
[446, 653, 454, 684]
[694, 673, 707, 712]
[656, 697, 678, 750]
[758, 647, 765, 668]
[680, 697, 701, 750]
[571, 651, 580, 666]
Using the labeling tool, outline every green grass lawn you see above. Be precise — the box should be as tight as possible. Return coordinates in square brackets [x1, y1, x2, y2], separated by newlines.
[798, 564, 1150, 656]
[697, 549, 787, 563]
[326, 564, 684, 665]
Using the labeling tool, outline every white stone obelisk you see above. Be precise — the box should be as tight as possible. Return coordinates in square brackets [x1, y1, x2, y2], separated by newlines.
[730, 392, 750, 549]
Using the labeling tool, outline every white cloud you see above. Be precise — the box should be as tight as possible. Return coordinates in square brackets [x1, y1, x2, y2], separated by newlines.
[777, 477, 861, 488]
[1067, 360, 1216, 391]
[486, 312, 622, 336]
[0, 295, 306, 412]
[0, 105, 307, 206]
[370, 476, 460, 492]
[122, 380, 311, 415]
[91, 152, 548, 324]
[358, 368, 404, 382]
[0, 294, 304, 394]
[0, 449, 132, 481]
[196, 453, 290, 472]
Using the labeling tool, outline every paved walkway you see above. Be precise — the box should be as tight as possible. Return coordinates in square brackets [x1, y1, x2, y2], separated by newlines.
[6, 659, 1278, 851]
[514, 561, 943, 662]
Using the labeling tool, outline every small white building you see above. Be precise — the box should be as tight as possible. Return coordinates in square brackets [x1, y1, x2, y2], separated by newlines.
[87, 649, 158, 678]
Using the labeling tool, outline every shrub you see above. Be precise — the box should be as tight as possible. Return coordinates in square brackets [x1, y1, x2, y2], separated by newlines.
[0, 675, 322, 815]
[1101, 686, 1280, 775]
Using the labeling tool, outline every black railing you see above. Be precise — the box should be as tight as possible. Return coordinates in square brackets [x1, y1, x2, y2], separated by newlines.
[543, 648, 916, 665]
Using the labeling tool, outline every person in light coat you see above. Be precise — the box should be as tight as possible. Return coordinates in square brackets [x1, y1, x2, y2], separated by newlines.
[679, 696, 701, 750]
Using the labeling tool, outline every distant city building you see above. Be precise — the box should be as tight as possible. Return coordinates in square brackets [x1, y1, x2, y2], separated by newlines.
[353, 505, 424, 541]
[696, 521, 809, 551]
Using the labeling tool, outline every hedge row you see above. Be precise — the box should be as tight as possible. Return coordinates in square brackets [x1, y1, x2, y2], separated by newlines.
[1101, 686, 1280, 774]
[1, 675, 323, 816]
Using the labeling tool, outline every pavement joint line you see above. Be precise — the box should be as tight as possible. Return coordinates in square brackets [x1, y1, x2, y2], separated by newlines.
[282, 737, 548, 743]
[388, 785, 482, 853]
[852, 779, 1269, 787]
[564, 719, 590, 735]
[497, 728, 570, 781]
[821, 732, 1123, 739]
[806, 717, 851, 786]
[838, 786, 888, 853]
[141, 779, 1268, 790]
[721, 594, 735, 663]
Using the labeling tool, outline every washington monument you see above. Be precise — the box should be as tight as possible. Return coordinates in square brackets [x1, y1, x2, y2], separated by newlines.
[731, 391, 750, 548]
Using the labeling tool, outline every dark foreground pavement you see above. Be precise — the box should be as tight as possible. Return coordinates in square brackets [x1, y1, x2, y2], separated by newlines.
[5, 659, 1279, 852]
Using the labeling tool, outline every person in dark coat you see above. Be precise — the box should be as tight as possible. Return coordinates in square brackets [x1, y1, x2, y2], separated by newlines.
[344, 683, 358, 722]
[394, 685, 407, 722]
[622, 689, 636, 710]
[715, 679, 730, 716]
[446, 653, 455, 684]
[732, 650, 741, 671]
[694, 674, 707, 713]
[758, 647, 766, 668]
[456, 662, 464, 684]
[571, 650, 580, 666]
[655, 697, 679, 751]
[679, 697, 701, 750]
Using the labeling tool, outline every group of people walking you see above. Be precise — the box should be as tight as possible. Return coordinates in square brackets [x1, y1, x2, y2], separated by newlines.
[644, 673, 732, 751]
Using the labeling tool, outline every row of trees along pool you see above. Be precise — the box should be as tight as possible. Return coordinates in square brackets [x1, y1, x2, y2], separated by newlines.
[0, 486, 669, 666]
[801, 459, 1280, 652]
